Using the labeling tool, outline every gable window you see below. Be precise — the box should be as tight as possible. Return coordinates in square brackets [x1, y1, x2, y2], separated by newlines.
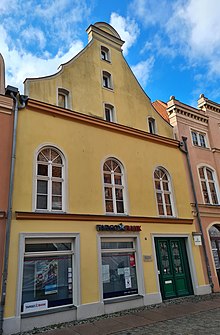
[148, 117, 156, 134]
[101, 46, 110, 62]
[104, 104, 115, 122]
[154, 167, 174, 216]
[102, 71, 112, 89]
[191, 130, 207, 148]
[199, 166, 219, 204]
[36, 147, 64, 211]
[58, 88, 69, 108]
[103, 158, 126, 214]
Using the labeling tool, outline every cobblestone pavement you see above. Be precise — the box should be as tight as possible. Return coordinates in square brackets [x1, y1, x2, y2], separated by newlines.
[112, 307, 220, 335]
[17, 294, 220, 335]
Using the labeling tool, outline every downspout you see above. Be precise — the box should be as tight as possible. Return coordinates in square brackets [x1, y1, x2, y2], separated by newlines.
[0, 91, 27, 335]
[180, 136, 213, 290]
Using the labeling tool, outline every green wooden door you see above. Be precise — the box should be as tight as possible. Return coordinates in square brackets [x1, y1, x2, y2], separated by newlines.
[155, 237, 193, 300]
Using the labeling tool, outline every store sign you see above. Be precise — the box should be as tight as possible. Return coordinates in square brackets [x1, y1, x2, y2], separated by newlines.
[96, 223, 141, 232]
[23, 300, 48, 313]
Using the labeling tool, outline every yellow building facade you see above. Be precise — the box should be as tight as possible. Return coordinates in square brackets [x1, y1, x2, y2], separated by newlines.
[3, 23, 210, 334]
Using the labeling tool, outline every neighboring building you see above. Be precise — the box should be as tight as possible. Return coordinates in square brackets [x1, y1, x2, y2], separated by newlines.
[3, 23, 210, 334]
[0, 54, 14, 292]
[153, 96, 220, 292]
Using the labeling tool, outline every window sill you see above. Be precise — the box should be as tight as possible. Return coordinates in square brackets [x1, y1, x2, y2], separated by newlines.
[192, 145, 210, 150]
[21, 304, 76, 318]
[104, 294, 143, 305]
[102, 86, 113, 91]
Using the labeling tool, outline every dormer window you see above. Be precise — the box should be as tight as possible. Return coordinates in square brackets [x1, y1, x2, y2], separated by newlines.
[148, 117, 156, 134]
[101, 46, 110, 62]
[104, 104, 115, 122]
[102, 71, 112, 89]
[58, 88, 69, 108]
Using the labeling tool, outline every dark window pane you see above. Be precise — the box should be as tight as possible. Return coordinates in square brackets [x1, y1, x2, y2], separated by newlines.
[37, 195, 47, 209]
[115, 188, 123, 200]
[101, 242, 133, 249]
[52, 166, 62, 178]
[105, 187, 112, 200]
[105, 201, 113, 212]
[37, 180, 48, 194]
[104, 173, 111, 184]
[26, 243, 71, 252]
[116, 201, 124, 213]
[52, 182, 62, 195]
[114, 175, 122, 185]
[199, 168, 205, 178]
[38, 164, 48, 176]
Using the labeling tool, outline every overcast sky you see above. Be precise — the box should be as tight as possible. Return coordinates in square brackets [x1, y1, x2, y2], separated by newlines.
[1, 0, 220, 106]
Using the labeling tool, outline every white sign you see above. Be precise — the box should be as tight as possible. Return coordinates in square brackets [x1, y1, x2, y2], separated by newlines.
[102, 264, 110, 283]
[125, 276, 132, 288]
[124, 267, 130, 277]
[24, 300, 48, 313]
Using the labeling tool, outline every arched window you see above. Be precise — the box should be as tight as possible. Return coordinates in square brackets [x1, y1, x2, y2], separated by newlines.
[36, 147, 64, 211]
[58, 88, 69, 108]
[199, 166, 219, 204]
[148, 117, 156, 134]
[101, 46, 110, 62]
[154, 167, 174, 216]
[104, 104, 115, 122]
[102, 71, 113, 89]
[103, 158, 126, 214]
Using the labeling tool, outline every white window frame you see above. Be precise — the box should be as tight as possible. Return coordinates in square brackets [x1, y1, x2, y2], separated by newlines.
[154, 167, 175, 217]
[16, 233, 80, 317]
[35, 146, 66, 212]
[148, 117, 157, 134]
[191, 129, 208, 148]
[98, 235, 144, 302]
[57, 88, 70, 109]
[102, 71, 113, 90]
[101, 46, 111, 62]
[198, 165, 220, 205]
[104, 104, 115, 122]
[103, 158, 127, 215]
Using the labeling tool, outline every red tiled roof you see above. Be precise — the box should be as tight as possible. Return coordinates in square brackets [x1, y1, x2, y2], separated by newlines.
[152, 100, 170, 123]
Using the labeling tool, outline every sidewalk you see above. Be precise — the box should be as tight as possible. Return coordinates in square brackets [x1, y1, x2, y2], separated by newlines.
[21, 294, 220, 335]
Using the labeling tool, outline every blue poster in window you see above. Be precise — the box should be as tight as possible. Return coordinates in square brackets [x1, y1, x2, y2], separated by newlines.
[35, 259, 58, 297]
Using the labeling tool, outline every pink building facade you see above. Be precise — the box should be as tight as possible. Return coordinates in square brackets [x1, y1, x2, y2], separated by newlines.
[0, 54, 14, 291]
[154, 95, 220, 292]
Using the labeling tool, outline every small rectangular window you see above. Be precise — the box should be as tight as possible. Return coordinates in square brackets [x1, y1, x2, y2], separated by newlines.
[191, 130, 207, 148]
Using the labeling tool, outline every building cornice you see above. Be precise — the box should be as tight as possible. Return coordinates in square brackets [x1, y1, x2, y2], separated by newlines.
[0, 95, 13, 115]
[15, 211, 193, 224]
[26, 99, 179, 148]
[167, 105, 208, 124]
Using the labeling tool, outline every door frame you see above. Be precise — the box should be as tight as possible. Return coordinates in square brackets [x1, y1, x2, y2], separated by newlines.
[151, 234, 197, 299]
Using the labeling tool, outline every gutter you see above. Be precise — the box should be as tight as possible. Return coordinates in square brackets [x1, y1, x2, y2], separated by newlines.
[180, 136, 213, 290]
[0, 88, 28, 335]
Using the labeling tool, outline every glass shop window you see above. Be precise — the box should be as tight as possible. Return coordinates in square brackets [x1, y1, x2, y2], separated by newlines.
[101, 238, 138, 299]
[21, 239, 74, 313]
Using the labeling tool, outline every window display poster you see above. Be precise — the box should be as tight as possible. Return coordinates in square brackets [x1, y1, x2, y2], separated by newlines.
[124, 267, 130, 278]
[35, 259, 58, 298]
[102, 264, 110, 283]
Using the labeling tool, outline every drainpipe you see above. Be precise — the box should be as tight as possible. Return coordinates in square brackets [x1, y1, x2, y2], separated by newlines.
[180, 136, 213, 290]
[0, 88, 28, 335]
